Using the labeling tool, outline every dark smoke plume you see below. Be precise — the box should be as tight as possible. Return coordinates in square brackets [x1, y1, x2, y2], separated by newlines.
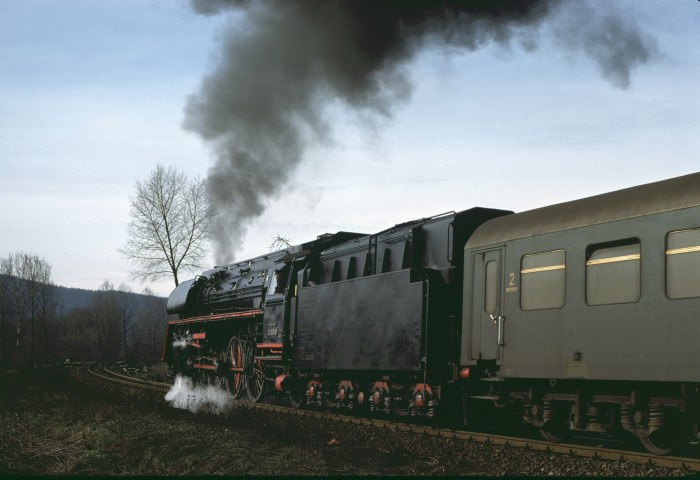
[185, 0, 657, 263]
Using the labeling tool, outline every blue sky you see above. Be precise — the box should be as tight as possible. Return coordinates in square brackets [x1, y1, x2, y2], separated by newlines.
[1, 0, 698, 297]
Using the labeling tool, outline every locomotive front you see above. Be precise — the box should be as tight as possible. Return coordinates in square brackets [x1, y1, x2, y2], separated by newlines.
[162, 232, 364, 401]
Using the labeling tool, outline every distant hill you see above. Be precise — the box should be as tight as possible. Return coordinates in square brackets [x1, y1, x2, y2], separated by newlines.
[53, 284, 104, 312]
[0, 274, 167, 314]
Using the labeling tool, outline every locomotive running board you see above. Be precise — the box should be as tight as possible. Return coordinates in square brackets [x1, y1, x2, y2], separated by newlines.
[167, 309, 264, 326]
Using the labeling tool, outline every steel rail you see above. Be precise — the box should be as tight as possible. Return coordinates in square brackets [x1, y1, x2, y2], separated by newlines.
[87, 365, 171, 393]
[102, 365, 173, 390]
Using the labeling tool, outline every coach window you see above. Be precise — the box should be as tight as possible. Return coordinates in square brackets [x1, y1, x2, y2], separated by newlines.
[484, 260, 498, 315]
[586, 239, 640, 305]
[521, 250, 565, 310]
[666, 228, 700, 299]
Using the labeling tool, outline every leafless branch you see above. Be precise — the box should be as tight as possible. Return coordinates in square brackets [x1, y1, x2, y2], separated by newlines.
[269, 235, 291, 252]
[119, 164, 215, 287]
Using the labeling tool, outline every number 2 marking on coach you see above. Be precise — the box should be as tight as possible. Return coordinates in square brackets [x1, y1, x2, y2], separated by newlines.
[505, 272, 518, 293]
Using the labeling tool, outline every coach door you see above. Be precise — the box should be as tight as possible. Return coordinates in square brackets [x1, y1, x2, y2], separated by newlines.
[472, 248, 505, 361]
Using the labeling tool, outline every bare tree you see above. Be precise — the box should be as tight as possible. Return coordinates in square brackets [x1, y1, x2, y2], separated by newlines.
[139, 287, 167, 360]
[61, 307, 97, 362]
[0, 252, 54, 367]
[24, 254, 52, 365]
[0, 260, 12, 369]
[269, 235, 291, 252]
[91, 280, 121, 362]
[2, 254, 28, 365]
[34, 266, 57, 365]
[114, 283, 135, 361]
[120, 164, 215, 287]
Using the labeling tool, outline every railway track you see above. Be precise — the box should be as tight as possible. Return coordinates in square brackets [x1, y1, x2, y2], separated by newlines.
[86, 364, 171, 393]
[85, 365, 700, 473]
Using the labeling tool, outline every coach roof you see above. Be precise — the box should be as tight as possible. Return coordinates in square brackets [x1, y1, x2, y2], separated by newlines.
[466, 172, 700, 249]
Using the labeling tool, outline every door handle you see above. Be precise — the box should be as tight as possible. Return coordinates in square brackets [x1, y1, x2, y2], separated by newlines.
[497, 315, 505, 346]
[490, 314, 505, 345]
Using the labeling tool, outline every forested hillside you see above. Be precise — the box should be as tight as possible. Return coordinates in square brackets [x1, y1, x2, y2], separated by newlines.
[0, 273, 172, 371]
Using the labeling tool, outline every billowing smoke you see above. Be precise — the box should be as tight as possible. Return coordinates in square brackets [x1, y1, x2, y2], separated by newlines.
[185, 0, 657, 263]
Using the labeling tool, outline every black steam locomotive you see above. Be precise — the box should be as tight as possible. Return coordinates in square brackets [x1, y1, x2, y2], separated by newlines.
[164, 172, 700, 455]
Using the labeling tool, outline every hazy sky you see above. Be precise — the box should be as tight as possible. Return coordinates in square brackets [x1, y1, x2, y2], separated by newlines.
[1, 0, 698, 297]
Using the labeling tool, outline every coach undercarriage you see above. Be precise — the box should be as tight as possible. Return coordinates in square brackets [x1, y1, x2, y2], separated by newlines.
[467, 373, 698, 456]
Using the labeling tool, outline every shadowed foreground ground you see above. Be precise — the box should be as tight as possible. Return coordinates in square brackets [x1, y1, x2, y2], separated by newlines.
[0, 368, 689, 476]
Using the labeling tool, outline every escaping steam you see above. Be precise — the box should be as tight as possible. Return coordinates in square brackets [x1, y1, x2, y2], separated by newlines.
[165, 374, 234, 413]
[172, 332, 191, 350]
[185, 0, 657, 263]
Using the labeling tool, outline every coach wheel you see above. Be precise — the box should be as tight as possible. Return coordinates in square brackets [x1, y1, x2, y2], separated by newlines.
[539, 417, 569, 443]
[636, 406, 682, 456]
[537, 399, 569, 443]
[638, 430, 676, 456]
[226, 336, 246, 398]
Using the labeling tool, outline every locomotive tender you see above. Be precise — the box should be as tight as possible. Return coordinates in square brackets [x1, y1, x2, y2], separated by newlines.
[164, 172, 700, 455]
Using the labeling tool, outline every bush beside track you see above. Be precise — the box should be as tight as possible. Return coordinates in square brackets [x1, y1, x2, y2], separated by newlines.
[0, 366, 694, 476]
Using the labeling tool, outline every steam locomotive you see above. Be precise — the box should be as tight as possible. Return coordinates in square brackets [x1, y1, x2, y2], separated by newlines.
[164, 172, 700, 455]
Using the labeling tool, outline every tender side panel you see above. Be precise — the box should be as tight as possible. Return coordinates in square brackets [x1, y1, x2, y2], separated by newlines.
[296, 269, 423, 371]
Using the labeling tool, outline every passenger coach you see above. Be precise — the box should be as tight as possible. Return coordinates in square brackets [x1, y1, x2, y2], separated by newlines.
[460, 172, 700, 454]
